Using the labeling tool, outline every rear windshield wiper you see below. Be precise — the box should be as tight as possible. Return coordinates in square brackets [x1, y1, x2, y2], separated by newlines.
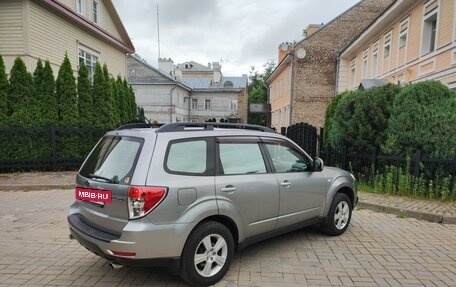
[88, 174, 118, 184]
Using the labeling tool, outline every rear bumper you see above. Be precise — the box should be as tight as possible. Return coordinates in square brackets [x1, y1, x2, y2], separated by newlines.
[67, 213, 186, 273]
[68, 226, 180, 272]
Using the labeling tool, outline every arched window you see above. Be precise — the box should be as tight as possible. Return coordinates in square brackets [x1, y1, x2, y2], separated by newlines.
[224, 81, 233, 88]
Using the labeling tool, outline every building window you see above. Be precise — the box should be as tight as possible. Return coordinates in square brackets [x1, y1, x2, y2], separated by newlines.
[191, 98, 198, 110]
[230, 99, 237, 111]
[372, 52, 378, 78]
[204, 99, 211, 110]
[78, 47, 99, 81]
[76, 0, 84, 14]
[92, 0, 99, 23]
[422, 13, 438, 55]
[384, 43, 390, 58]
[349, 59, 356, 89]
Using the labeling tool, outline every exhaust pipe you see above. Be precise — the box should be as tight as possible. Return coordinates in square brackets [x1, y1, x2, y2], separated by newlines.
[109, 262, 124, 270]
[68, 234, 75, 240]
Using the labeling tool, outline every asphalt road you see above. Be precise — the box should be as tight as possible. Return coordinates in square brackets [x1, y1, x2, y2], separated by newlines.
[1, 189, 455, 287]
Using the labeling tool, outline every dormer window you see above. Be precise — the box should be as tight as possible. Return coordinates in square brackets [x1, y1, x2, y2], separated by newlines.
[223, 81, 233, 88]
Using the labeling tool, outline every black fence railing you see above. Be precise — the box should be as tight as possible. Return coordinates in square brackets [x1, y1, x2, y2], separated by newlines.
[0, 126, 106, 172]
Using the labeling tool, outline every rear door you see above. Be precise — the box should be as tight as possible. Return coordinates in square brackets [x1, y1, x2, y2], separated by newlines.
[76, 135, 145, 235]
[215, 137, 279, 238]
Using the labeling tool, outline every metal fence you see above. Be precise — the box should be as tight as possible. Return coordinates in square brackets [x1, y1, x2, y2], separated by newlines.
[0, 126, 106, 172]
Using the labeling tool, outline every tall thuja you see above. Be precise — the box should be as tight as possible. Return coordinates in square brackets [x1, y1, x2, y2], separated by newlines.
[103, 64, 119, 126]
[41, 60, 57, 125]
[123, 78, 137, 121]
[56, 54, 78, 126]
[56, 54, 78, 160]
[77, 63, 93, 127]
[0, 55, 8, 126]
[116, 76, 127, 124]
[7, 57, 34, 160]
[8, 57, 34, 127]
[92, 62, 114, 128]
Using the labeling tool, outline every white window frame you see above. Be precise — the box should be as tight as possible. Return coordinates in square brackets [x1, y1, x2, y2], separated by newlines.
[421, 0, 439, 56]
[362, 49, 369, 80]
[398, 17, 409, 68]
[92, 0, 99, 24]
[349, 59, 356, 89]
[230, 99, 237, 111]
[383, 31, 392, 74]
[76, 0, 84, 15]
[372, 50, 378, 78]
[204, 99, 211, 110]
[191, 98, 198, 110]
[78, 44, 99, 82]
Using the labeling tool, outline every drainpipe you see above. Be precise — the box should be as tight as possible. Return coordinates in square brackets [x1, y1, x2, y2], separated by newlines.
[263, 83, 271, 127]
[289, 55, 295, 127]
[188, 90, 192, 121]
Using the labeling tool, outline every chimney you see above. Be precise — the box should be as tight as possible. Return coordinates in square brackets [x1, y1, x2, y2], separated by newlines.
[278, 42, 293, 63]
[158, 58, 174, 76]
[212, 62, 221, 83]
[304, 24, 323, 37]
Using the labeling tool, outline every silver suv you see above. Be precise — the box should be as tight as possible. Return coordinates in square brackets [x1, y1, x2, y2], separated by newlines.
[68, 122, 357, 286]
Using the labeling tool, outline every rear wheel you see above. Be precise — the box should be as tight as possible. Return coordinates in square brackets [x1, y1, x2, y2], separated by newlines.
[180, 221, 234, 286]
[321, 193, 352, 236]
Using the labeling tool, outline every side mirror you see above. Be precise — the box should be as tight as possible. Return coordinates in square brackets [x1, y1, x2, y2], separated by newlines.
[313, 157, 324, 171]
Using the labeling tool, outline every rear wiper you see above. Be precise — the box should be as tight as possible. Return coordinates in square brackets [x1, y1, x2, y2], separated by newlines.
[88, 174, 118, 184]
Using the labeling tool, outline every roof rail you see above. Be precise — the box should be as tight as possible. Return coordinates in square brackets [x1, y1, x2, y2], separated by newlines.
[156, 122, 275, 133]
[116, 123, 165, 130]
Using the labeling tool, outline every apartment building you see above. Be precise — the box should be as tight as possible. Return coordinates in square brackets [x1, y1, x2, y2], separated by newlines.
[337, 0, 456, 91]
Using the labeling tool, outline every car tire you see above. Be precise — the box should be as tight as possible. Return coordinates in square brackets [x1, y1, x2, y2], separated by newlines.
[321, 193, 352, 236]
[180, 221, 234, 286]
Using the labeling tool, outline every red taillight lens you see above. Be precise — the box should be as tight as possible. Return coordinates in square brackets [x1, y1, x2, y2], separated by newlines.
[128, 186, 167, 219]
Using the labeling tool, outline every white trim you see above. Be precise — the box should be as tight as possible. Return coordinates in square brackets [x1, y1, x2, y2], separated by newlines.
[397, 17, 410, 68]
[418, 58, 436, 76]
[76, 0, 84, 15]
[420, 0, 440, 57]
[383, 30, 393, 74]
[92, 0, 100, 24]
[452, 48, 456, 65]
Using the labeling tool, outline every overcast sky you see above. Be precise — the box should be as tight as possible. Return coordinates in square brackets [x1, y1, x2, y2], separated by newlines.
[113, 0, 361, 76]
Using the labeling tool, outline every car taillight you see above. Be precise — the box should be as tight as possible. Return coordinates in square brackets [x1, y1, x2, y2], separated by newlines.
[128, 186, 167, 219]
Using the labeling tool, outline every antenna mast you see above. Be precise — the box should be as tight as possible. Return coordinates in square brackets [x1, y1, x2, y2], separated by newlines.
[157, 3, 161, 59]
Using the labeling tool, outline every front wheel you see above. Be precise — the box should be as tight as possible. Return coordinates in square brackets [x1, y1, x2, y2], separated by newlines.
[180, 221, 234, 286]
[321, 193, 352, 236]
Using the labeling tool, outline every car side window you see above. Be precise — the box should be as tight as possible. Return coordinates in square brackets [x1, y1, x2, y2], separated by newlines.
[265, 142, 311, 173]
[166, 140, 207, 174]
[219, 142, 266, 175]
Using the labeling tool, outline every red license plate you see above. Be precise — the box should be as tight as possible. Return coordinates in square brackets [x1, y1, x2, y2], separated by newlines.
[76, 187, 112, 204]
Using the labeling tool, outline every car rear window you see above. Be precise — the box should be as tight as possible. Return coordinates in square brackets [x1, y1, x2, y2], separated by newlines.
[79, 136, 143, 185]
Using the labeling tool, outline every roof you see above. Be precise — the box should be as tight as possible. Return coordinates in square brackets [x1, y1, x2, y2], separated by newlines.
[175, 61, 213, 72]
[127, 55, 191, 90]
[181, 75, 247, 90]
[37, 0, 134, 53]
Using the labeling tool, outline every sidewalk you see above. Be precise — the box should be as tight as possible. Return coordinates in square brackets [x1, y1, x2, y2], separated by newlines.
[1, 171, 455, 224]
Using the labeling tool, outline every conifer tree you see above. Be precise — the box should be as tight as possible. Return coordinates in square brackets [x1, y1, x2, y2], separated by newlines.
[103, 64, 119, 126]
[56, 54, 78, 126]
[116, 76, 127, 123]
[77, 63, 93, 127]
[0, 55, 8, 125]
[93, 62, 114, 128]
[42, 60, 57, 125]
[8, 57, 34, 126]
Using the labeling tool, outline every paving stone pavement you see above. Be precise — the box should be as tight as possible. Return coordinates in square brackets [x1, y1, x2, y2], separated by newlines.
[0, 189, 456, 286]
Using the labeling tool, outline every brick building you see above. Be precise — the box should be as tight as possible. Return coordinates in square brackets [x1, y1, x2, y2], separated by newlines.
[267, 0, 394, 131]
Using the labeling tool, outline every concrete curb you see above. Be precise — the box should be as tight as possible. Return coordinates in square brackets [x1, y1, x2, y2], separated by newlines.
[0, 184, 75, 191]
[357, 201, 456, 224]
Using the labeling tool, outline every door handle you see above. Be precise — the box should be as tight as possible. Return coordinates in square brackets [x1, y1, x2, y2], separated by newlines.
[280, 180, 291, 188]
[221, 185, 237, 192]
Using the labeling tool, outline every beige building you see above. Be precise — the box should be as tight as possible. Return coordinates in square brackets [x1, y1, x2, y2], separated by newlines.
[0, 0, 134, 78]
[338, 0, 456, 91]
[267, 0, 393, 131]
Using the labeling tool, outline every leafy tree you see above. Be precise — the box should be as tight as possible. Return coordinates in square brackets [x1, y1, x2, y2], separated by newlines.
[77, 63, 93, 127]
[248, 60, 275, 125]
[328, 90, 360, 149]
[0, 55, 8, 125]
[8, 57, 34, 126]
[384, 80, 456, 158]
[323, 91, 346, 148]
[56, 54, 78, 126]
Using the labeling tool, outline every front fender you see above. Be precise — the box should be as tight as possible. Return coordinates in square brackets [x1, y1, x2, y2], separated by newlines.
[322, 175, 356, 216]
